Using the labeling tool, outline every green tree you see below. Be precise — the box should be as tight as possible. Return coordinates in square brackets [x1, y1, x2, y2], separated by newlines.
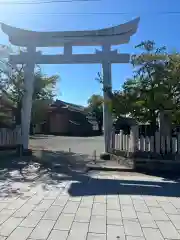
[87, 94, 103, 133]
[128, 41, 168, 128]
[0, 63, 59, 128]
[97, 41, 180, 134]
[127, 42, 180, 127]
[163, 54, 180, 124]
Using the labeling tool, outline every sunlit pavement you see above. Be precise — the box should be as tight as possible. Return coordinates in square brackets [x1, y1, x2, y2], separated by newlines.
[0, 167, 180, 240]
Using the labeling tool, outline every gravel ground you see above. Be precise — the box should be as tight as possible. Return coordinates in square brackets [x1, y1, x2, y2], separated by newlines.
[29, 135, 105, 157]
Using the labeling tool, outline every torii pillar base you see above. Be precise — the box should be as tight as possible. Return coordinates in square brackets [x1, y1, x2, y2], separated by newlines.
[15, 145, 32, 157]
[100, 152, 111, 160]
[22, 148, 33, 156]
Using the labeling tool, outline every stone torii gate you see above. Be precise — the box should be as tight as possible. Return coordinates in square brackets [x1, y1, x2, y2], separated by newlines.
[1, 18, 139, 153]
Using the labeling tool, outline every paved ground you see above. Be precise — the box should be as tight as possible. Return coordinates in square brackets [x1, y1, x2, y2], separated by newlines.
[29, 135, 105, 157]
[0, 136, 180, 239]
[0, 167, 180, 240]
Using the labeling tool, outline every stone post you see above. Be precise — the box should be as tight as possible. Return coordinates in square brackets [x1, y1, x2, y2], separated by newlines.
[158, 110, 172, 138]
[110, 126, 115, 151]
[130, 125, 139, 154]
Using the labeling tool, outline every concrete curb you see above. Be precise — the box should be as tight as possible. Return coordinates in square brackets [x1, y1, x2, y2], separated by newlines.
[86, 164, 135, 172]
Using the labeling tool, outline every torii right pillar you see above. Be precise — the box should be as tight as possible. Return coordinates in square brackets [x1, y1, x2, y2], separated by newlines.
[102, 60, 112, 153]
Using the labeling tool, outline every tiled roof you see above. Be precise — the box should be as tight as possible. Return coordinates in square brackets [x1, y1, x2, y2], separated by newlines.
[52, 100, 85, 113]
[50, 100, 98, 125]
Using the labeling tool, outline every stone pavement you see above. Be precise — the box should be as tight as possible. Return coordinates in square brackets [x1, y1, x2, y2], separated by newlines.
[1, 167, 180, 240]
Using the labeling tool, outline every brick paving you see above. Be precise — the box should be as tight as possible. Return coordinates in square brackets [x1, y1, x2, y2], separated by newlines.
[1, 133, 180, 240]
[0, 168, 180, 240]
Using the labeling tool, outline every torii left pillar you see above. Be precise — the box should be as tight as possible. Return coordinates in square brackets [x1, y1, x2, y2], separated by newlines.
[21, 46, 35, 153]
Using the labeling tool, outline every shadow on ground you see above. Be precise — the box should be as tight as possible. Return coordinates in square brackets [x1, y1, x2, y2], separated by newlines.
[0, 149, 180, 199]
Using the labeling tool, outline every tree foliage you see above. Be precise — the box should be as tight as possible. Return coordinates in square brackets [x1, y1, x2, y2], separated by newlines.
[0, 62, 59, 125]
[104, 41, 180, 129]
[87, 94, 103, 133]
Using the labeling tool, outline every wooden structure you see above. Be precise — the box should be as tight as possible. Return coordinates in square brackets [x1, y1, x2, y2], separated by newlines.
[0, 126, 21, 150]
[47, 100, 98, 136]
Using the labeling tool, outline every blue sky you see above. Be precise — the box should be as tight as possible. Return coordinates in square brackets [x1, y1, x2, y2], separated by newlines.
[0, 0, 179, 106]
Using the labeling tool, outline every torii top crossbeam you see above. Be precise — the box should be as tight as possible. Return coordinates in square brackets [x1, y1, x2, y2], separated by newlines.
[1, 18, 140, 47]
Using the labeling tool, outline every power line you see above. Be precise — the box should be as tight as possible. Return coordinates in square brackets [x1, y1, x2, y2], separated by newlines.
[0, 0, 99, 5]
[6, 11, 180, 15]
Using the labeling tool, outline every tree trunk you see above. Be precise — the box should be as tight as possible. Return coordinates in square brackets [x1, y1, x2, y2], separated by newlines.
[98, 121, 103, 134]
[15, 100, 22, 125]
[149, 110, 157, 135]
